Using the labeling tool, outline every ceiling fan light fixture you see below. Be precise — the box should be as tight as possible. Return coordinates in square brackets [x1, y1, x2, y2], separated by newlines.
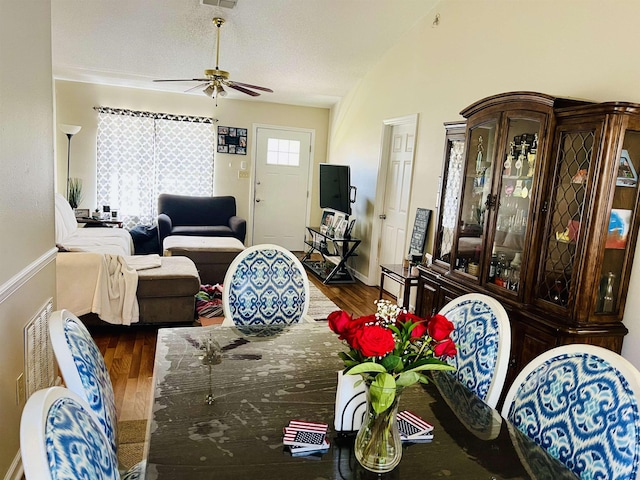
[217, 84, 227, 97]
[203, 84, 215, 97]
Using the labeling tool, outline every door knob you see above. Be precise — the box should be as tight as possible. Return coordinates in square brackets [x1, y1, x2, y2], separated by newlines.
[379, 214, 387, 219]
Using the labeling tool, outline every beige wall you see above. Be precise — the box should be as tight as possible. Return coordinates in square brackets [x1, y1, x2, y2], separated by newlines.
[328, 0, 640, 367]
[1, 0, 56, 477]
[55, 80, 330, 231]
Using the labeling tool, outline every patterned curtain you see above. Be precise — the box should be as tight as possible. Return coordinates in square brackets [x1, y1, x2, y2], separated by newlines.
[96, 108, 215, 229]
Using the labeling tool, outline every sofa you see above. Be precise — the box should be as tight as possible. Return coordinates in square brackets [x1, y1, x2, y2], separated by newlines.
[54, 193, 133, 255]
[157, 194, 246, 247]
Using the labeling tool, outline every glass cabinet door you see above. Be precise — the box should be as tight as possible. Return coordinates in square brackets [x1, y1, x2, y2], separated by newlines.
[595, 130, 640, 315]
[487, 116, 542, 293]
[536, 128, 596, 307]
[454, 120, 497, 277]
[435, 129, 465, 267]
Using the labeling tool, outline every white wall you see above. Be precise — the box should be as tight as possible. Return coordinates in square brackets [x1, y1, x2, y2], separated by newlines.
[0, 0, 56, 476]
[328, 0, 640, 367]
[55, 80, 330, 231]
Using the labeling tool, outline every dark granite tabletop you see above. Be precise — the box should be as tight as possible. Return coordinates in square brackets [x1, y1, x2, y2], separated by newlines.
[144, 323, 576, 479]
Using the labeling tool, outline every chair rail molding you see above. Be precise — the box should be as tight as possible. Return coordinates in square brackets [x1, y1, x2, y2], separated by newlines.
[0, 247, 57, 305]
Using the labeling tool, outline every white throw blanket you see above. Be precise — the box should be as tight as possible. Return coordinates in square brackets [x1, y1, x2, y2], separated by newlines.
[56, 252, 141, 325]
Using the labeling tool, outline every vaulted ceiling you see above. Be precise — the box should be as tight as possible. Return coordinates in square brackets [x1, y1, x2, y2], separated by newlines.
[51, 0, 439, 107]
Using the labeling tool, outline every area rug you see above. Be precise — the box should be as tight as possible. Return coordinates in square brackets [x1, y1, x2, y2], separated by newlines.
[118, 419, 146, 469]
[307, 282, 340, 321]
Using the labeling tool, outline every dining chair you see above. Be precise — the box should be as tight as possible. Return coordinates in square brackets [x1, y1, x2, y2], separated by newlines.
[20, 386, 143, 480]
[222, 244, 311, 327]
[49, 309, 118, 456]
[438, 293, 511, 409]
[501, 344, 640, 480]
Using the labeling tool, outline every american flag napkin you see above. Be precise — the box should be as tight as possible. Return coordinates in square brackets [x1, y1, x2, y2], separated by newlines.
[398, 410, 434, 442]
[283, 420, 330, 455]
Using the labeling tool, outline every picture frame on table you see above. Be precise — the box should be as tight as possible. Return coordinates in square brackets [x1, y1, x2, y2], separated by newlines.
[616, 149, 638, 187]
[320, 210, 334, 235]
[335, 218, 348, 238]
[74, 208, 90, 218]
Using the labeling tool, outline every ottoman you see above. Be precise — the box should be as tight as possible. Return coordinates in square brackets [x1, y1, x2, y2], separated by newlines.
[163, 235, 245, 285]
[136, 256, 201, 324]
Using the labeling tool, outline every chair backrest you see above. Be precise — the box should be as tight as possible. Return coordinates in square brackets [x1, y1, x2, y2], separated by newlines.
[222, 244, 310, 327]
[438, 293, 511, 408]
[21, 386, 120, 480]
[501, 344, 640, 480]
[49, 309, 118, 457]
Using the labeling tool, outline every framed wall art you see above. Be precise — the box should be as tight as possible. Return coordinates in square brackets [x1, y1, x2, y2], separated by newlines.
[217, 126, 247, 155]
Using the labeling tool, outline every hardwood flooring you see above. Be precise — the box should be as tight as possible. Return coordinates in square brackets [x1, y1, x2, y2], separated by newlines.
[90, 276, 392, 422]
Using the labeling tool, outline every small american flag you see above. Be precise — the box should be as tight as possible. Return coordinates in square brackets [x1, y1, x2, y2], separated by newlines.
[398, 410, 433, 439]
[283, 428, 327, 447]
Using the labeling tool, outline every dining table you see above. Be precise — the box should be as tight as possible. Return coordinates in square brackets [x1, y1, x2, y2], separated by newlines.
[144, 323, 577, 479]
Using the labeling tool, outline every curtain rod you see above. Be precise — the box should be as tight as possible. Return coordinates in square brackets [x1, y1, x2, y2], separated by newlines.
[94, 106, 218, 124]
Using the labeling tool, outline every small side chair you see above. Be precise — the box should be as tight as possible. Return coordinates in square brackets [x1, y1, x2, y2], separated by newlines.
[438, 293, 511, 409]
[501, 344, 640, 480]
[222, 244, 311, 327]
[20, 386, 142, 480]
[49, 309, 118, 456]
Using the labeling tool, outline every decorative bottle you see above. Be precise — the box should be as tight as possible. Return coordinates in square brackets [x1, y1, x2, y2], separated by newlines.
[601, 272, 616, 313]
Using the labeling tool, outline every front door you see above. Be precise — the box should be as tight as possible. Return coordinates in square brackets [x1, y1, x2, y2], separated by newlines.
[252, 126, 312, 250]
[379, 120, 417, 300]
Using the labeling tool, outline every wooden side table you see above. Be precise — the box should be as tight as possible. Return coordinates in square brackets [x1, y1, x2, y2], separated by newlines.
[379, 264, 419, 310]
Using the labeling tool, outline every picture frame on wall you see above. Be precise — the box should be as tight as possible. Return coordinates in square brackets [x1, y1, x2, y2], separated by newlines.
[217, 125, 248, 155]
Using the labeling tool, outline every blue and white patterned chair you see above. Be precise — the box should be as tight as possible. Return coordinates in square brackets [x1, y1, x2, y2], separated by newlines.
[501, 344, 640, 480]
[49, 310, 118, 455]
[20, 386, 143, 480]
[438, 293, 511, 409]
[222, 244, 311, 327]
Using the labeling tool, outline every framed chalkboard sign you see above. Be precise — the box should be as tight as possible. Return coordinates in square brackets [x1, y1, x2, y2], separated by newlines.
[409, 208, 432, 257]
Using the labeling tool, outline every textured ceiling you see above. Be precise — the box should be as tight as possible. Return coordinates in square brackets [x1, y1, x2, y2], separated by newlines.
[51, 0, 439, 107]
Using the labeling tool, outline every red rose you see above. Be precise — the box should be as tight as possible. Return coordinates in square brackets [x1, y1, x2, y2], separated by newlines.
[343, 315, 372, 348]
[410, 321, 428, 339]
[433, 338, 457, 358]
[427, 314, 454, 341]
[396, 312, 421, 326]
[328, 310, 352, 338]
[352, 324, 395, 358]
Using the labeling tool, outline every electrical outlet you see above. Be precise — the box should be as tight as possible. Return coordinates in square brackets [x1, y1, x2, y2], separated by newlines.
[16, 373, 25, 406]
[238, 170, 250, 179]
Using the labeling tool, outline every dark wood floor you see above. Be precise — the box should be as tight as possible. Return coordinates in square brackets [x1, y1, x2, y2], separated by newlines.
[90, 276, 391, 421]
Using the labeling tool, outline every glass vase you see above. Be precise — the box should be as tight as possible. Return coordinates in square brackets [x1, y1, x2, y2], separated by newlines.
[354, 384, 403, 473]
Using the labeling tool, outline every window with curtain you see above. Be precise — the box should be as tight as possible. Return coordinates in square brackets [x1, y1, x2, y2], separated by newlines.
[95, 107, 216, 229]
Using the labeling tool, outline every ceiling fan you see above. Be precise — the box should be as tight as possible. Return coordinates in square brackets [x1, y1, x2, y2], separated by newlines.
[153, 17, 273, 102]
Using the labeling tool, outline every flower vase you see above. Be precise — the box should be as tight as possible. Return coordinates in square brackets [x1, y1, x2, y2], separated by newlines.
[354, 385, 403, 473]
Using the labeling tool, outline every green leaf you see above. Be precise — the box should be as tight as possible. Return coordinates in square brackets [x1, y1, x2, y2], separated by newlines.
[417, 373, 430, 384]
[381, 355, 403, 373]
[370, 373, 396, 413]
[395, 371, 420, 387]
[347, 362, 387, 375]
[404, 363, 456, 374]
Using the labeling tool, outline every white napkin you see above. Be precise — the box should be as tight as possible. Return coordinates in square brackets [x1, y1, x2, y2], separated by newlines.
[334, 370, 367, 432]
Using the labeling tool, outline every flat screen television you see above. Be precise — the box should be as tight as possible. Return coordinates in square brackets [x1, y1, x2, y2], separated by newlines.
[319, 163, 352, 215]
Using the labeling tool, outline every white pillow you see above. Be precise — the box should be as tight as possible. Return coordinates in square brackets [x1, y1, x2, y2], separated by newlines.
[54, 193, 78, 242]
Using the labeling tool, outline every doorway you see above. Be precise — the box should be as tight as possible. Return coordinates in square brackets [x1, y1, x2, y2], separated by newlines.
[251, 125, 313, 250]
[372, 114, 418, 300]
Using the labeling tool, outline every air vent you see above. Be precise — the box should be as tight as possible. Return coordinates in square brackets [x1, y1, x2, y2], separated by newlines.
[24, 298, 55, 398]
[201, 0, 237, 8]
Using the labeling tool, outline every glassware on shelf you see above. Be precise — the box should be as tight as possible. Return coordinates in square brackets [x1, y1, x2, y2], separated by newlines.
[600, 272, 616, 313]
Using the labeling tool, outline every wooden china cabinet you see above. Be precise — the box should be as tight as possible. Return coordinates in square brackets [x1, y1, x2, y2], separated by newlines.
[417, 92, 640, 393]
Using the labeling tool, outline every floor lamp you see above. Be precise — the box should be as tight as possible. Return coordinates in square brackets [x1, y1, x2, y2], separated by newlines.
[59, 124, 82, 201]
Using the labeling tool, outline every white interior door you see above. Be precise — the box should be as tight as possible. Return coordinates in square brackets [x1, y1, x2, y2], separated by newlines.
[252, 127, 312, 250]
[379, 122, 416, 298]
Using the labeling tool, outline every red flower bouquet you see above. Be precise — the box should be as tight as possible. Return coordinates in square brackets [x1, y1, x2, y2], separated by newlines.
[328, 300, 456, 409]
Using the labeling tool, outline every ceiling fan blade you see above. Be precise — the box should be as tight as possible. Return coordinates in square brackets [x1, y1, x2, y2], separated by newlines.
[228, 81, 273, 93]
[226, 83, 261, 97]
[185, 82, 210, 93]
[153, 78, 210, 83]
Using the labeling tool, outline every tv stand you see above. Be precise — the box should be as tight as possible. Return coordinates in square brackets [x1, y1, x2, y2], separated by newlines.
[301, 226, 361, 284]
